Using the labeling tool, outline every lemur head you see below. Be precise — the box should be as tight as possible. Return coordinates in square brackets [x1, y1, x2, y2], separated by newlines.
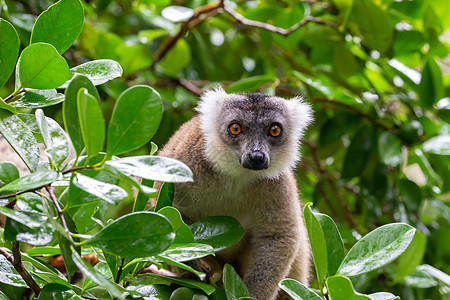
[196, 87, 313, 179]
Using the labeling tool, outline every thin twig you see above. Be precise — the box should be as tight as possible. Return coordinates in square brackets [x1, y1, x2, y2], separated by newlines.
[0, 187, 46, 200]
[3, 88, 26, 102]
[116, 257, 125, 284]
[223, 6, 337, 36]
[0, 244, 41, 295]
[45, 185, 73, 243]
[61, 165, 98, 175]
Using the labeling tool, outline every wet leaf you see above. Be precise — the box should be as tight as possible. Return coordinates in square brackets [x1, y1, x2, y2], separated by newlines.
[138, 274, 215, 295]
[105, 156, 193, 183]
[37, 283, 83, 300]
[279, 279, 322, 300]
[0, 255, 27, 288]
[190, 216, 244, 252]
[378, 132, 403, 167]
[338, 223, 415, 277]
[0, 110, 39, 172]
[223, 264, 249, 300]
[30, 0, 84, 54]
[157, 243, 214, 262]
[72, 173, 127, 205]
[326, 275, 370, 300]
[85, 211, 175, 257]
[59, 59, 123, 88]
[0, 170, 59, 192]
[422, 135, 450, 155]
[158, 206, 194, 244]
[0, 162, 19, 184]
[10, 89, 64, 108]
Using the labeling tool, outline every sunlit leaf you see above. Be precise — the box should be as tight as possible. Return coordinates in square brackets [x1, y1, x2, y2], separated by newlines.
[59, 59, 123, 88]
[0, 18, 20, 89]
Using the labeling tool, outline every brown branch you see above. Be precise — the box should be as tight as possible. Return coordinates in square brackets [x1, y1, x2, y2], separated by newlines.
[45, 186, 73, 243]
[61, 165, 98, 175]
[223, 6, 337, 36]
[303, 140, 363, 233]
[3, 88, 26, 103]
[0, 243, 41, 295]
[152, 1, 224, 67]
[0, 187, 45, 200]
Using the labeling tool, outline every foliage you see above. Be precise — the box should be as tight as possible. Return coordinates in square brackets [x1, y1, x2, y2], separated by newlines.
[0, 0, 449, 299]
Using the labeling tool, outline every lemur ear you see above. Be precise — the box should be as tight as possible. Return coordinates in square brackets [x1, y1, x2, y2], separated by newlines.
[196, 87, 227, 116]
[285, 96, 314, 131]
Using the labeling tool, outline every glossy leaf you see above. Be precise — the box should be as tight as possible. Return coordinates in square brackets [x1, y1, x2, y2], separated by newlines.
[85, 211, 175, 257]
[18, 42, 70, 89]
[0, 162, 19, 184]
[326, 275, 370, 300]
[10, 89, 64, 109]
[278, 279, 322, 300]
[190, 216, 244, 252]
[378, 132, 403, 167]
[155, 182, 175, 212]
[422, 135, 450, 155]
[35, 109, 69, 167]
[105, 155, 193, 183]
[303, 203, 328, 285]
[0, 18, 19, 89]
[0, 170, 59, 192]
[37, 283, 83, 300]
[1, 207, 54, 246]
[139, 274, 215, 295]
[170, 287, 194, 300]
[157, 255, 206, 280]
[72, 173, 127, 205]
[223, 264, 249, 300]
[59, 59, 123, 88]
[0, 255, 27, 288]
[106, 85, 162, 156]
[63, 75, 99, 157]
[0, 110, 39, 172]
[158, 206, 195, 244]
[30, 0, 84, 54]
[126, 276, 173, 298]
[158, 243, 214, 262]
[71, 249, 128, 298]
[77, 88, 105, 158]
[338, 223, 415, 277]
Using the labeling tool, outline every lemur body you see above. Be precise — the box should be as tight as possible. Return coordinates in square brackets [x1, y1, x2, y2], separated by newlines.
[154, 88, 313, 300]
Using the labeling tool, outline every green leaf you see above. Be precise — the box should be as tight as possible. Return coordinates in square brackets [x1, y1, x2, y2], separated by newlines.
[0, 110, 40, 172]
[422, 135, 450, 155]
[155, 182, 174, 212]
[77, 88, 105, 158]
[0, 255, 27, 288]
[9, 89, 65, 109]
[126, 276, 173, 298]
[378, 132, 403, 167]
[223, 264, 249, 300]
[190, 216, 244, 252]
[35, 109, 69, 168]
[158, 206, 195, 244]
[0, 170, 59, 192]
[367, 292, 399, 300]
[225, 75, 274, 93]
[106, 85, 162, 157]
[157, 243, 214, 262]
[157, 255, 206, 280]
[105, 155, 193, 183]
[30, 0, 84, 54]
[326, 275, 370, 300]
[315, 212, 345, 276]
[417, 264, 450, 286]
[18, 42, 70, 89]
[26, 247, 61, 256]
[170, 287, 194, 300]
[85, 211, 175, 257]
[0, 162, 19, 184]
[59, 59, 123, 88]
[71, 249, 129, 298]
[0, 18, 20, 89]
[338, 223, 416, 277]
[63, 75, 99, 157]
[160, 38, 191, 76]
[278, 279, 322, 300]
[139, 274, 215, 295]
[0, 207, 54, 246]
[303, 203, 328, 285]
[352, 0, 393, 54]
[72, 173, 127, 205]
[342, 126, 373, 179]
[419, 59, 444, 108]
[37, 283, 83, 300]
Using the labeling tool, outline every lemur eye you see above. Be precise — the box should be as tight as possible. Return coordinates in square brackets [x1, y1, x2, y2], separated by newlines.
[229, 123, 242, 136]
[269, 124, 282, 137]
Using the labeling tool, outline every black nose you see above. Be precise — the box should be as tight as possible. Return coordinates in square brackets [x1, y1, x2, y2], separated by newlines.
[242, 151, 269, 170]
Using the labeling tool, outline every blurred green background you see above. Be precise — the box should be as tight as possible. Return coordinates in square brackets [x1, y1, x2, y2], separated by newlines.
[1, 0, 449, 299]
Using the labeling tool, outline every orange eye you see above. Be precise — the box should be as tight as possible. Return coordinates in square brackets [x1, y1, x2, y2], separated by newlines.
[269, 125, 282, 137]
[229, 123, 242, 136]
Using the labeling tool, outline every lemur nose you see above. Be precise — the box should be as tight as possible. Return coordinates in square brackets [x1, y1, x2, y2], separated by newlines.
[249, 151, 265, 164]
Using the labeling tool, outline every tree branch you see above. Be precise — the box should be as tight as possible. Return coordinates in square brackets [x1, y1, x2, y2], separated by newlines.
[0, 243, 41, 295]
[222, 6, 337, 36]
[45, 185, 73, 243]
[3, 88, 26, 103]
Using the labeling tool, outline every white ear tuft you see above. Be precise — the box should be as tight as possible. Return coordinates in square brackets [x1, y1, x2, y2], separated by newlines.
[195, 86, 227, 116]
[285, 96, 314, 134]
